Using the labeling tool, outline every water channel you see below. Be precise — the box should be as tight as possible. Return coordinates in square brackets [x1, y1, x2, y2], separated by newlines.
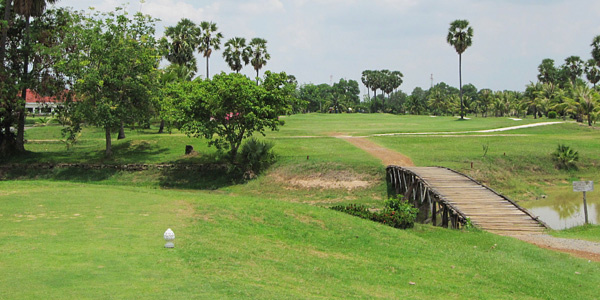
[520, 185, 599, 229]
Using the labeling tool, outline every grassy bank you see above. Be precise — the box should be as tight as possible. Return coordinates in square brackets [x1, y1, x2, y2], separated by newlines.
[1, 181, 598, 299]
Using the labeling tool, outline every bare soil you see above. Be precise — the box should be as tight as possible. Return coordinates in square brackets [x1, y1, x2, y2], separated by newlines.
[335, 136, 415, 167]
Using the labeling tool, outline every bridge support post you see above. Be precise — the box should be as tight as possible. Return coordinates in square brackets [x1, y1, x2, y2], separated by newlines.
[442, 205, 449, 228]
[431, 201, 437, 226]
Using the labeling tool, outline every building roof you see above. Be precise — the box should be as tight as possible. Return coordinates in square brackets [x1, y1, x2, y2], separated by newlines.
[25, 89, 71, 104]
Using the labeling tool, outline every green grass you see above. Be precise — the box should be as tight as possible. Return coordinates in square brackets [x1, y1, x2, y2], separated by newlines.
[550, 224, 600, 242]
[1, 181, 598, 299]
[3, 114, 600, 298]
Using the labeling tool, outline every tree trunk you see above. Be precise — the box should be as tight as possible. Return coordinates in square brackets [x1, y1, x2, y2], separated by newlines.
[0, 0, 12, 66]
[158, 119, 165, 133]
[256, 68, 259, 85]
[105, 127, 113, 157]
[206, 55, 209, 79]
[118, 120, 126, 139]
[16, 15, 31, 152]
[459, 53, 464, 120]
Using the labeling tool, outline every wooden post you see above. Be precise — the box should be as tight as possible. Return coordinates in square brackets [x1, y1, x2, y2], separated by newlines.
[442, 205, 449, 228]
[583, 191, 589, 224]
[431, 201, 437, 226]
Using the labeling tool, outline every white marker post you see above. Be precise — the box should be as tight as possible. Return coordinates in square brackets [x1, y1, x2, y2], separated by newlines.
[573, 181, 594, 224]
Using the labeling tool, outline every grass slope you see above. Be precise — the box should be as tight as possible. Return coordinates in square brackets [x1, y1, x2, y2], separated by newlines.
[1, 181, 598, 299]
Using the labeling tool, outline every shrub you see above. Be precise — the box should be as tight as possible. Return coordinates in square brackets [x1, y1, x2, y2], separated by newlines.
[238, 137, 276, 175]
[552, 144, 579, 170]
[547, 111, 557, 119]
[331, 196, 417, 229]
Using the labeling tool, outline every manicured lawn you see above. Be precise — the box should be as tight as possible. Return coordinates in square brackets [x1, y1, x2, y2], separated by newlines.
[550, 224, 600, 242]
[1, 181, 598, 299]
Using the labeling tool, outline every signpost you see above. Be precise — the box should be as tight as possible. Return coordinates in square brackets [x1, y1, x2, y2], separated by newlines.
[573, 181, 593, 224]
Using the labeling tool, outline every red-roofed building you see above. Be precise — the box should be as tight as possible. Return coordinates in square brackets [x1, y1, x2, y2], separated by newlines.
[24, 89, 70, 114]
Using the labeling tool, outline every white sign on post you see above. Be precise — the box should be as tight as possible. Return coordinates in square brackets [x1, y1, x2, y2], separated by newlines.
[573, 181, 594, 192]
[573, 181, 593, 224]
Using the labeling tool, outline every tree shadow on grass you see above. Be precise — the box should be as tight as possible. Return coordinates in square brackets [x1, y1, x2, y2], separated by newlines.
[0, 166, 118, 182]
[158, 165, 242, 190]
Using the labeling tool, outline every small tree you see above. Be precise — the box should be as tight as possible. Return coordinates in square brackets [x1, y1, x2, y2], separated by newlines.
[170, 72, 292, 162]
[552, 144, 579, 170]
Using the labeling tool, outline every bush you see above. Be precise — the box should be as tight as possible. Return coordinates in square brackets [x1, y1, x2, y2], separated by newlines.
[547, 111, 557, 119]
[238, 137, 276, 175]
[552, 144, 579, 170]
[331, 196, 417, 229]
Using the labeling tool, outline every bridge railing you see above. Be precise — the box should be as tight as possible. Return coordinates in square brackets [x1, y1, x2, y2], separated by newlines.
[386, 165, 468, 229]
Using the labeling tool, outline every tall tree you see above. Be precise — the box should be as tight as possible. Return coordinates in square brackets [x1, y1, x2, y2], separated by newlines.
[537, 58, 560, 85]
[361, 70, 372, 99]
[11, 0, 59, 152]
[197, 21, 222, 79]
[161, 18, 199, 72]
[562, 56, 584, 88]
[585, 58, 600, 88]
[591, 35, 600, 67]
[447, 19, 473, 120]
[61, 7, 161, 156]
[249, 37, 270, 84]
[222, 37, 250, 73]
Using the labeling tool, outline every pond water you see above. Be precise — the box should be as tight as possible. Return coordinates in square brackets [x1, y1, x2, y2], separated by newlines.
[520, 185, 599, 230]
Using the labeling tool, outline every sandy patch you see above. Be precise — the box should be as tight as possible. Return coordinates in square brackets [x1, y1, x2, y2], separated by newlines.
[271, 168, 376, 191]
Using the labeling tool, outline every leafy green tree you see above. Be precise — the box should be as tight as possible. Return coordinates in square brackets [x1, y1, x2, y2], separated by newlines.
[447, 19, 473, 120]
[537, 58, 560, 85]
[161, 18, 199, 73]
[405, 87, 427, 115]
[331, 78, 360, 112]
[476, 88, 493, 117]
[198, 21, 222, 79]
[1, 2, 72, 156]
[61, 7, 161, 156]
[169, 72, 292, 162]
[10, 0, 59, 151]
[222, 37, 250, 73]
[249, 37, 270, 83]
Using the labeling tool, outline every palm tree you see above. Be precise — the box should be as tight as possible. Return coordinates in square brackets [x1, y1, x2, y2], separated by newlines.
[563, 56, 584, 88]
[573, 84, 599, 126]
[249, 37, 270, 84]
[197, 21, 222, 79]
[585, 59, 600, 88]
[591, 35, 600, 67]
[222, 37, 250, 73]
[447, 19, 473, 120]
[163, 18, 199, 73]
[12, 0, 59, 151]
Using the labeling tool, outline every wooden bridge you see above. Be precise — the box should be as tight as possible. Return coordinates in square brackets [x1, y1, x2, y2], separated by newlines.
[386, 166, 548, 236]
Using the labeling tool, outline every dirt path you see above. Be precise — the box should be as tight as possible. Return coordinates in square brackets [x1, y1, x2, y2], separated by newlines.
[335, 136, 415, 167]
[517, 234, 600, 262]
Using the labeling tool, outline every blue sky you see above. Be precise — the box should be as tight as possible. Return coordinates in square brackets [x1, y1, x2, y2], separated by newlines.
[57, 0, 600, 95]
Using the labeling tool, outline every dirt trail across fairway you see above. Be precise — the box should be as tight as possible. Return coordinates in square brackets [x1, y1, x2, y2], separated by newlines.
[334, 135, 415, 167]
